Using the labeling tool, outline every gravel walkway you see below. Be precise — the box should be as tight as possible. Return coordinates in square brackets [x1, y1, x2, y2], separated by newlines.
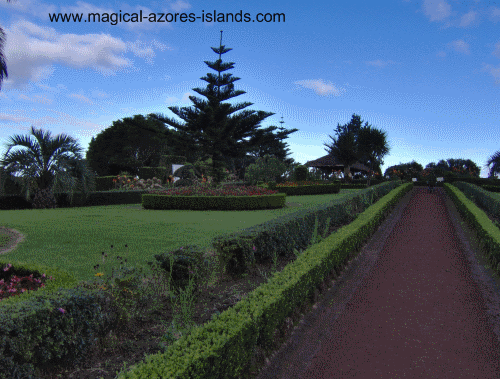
[253, 187, 500, 379]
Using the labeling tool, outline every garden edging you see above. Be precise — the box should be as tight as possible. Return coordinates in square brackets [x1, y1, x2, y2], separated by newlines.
[114, 182, 412, 378]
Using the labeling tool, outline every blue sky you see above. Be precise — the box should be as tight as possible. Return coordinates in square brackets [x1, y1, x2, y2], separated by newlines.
[0, 0, 499, 179]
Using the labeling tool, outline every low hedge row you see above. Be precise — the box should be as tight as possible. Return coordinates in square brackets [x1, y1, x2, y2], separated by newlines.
[115, 181, 412, 378]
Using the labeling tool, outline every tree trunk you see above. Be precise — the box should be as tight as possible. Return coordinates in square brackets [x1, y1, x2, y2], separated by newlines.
[344, 165, 352, 183]
[367, 162, 373, 187]
[32, 186, 57, 209]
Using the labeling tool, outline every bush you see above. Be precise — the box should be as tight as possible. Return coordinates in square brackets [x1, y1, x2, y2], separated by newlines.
[152, 246, 212, 292]
[244, 155, 289, 185]
[0, 195, 33, 210]
[173, 163, 202, 181]
[294, 165, 308, 182]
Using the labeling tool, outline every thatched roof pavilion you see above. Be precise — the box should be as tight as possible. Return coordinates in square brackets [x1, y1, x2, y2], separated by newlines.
[304, 154, 371, 178]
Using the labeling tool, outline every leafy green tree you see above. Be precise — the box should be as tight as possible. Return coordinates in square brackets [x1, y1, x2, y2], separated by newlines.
[486, 151, 500, 179]
[324, 114, 390, 184]
[148, 31, 276, 186]
[425, 158, 481, 179]
[229, 118, 299, 181]
[323, 114, 364, 182]
[86, 114, 184, 177]
[0, 126, 97, 207]
[384, 161, 423, 180]
[244, 154, 289, 185]
[356, 124, 391, 186]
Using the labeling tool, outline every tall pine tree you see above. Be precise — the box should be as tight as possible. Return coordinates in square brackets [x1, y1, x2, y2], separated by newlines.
[148, 31, 277, 185]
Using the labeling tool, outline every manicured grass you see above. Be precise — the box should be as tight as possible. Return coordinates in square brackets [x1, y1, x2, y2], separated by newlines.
[489, 191, 500, 200]
[0, 234, 9, 248]
[0, 189, 362, 285]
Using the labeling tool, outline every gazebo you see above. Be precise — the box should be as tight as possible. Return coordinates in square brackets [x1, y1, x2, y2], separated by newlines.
[304, 154, 371, 180]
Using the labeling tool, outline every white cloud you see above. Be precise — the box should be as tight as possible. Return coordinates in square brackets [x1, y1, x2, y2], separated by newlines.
[169, 0, 192, 13]
[489, 7, 500, 21]
[0, 108, 105, 156]
[365, 59, 399, 68]
[59, 1, 117, 19]
[447, 39, 471, 55]
[492, 42, 500, 59]
[0, 0, 178, 32]
[0, 0, 59, 21]
[165, 96, 178, 103]
[1, 20, 171, 90]
[126, 40, 172, 65]
[459, 10, 477, 27]
[423, 0, 452, 22]
[68, 93, 93, 104]
[293, 79, 346, 97]
[162, 91, 196, 104]
[90, 90, 109, 99]
[481, 63, 500, 85]
[17, 93, 53, 105]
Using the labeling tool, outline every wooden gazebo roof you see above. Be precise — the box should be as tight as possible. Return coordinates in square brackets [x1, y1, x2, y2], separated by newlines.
[304, 154, 371, 173]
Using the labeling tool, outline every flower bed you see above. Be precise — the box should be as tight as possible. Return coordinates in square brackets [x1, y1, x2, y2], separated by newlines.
[146, 184, 278, 197]
[143, 184, 284, 210]
[0, 263, 55, 301]
[272, 181, 331, 188]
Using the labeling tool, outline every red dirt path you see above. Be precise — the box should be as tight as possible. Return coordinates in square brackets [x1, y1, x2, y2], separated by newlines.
[253, 186, 500, 379]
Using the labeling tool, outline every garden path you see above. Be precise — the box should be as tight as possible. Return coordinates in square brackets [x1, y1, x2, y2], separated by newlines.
[251, 187, 500, 379]
[0, 227, 25, 255]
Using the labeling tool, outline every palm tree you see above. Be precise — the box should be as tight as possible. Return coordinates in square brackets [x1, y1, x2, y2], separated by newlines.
[357, 125, 391, 186]
[486, 150, 500, 179]
[0, 126, 98, 208]
[0, 0, 12, 91]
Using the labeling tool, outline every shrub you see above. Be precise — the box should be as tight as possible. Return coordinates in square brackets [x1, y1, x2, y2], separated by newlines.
[152, 246, 212, 292]
[244, 155, 289, 185]
[294, 165, 308, 182]
[193, 157, 231, 183]
[0, 195, 33, 210]
[173, 163, 203, 181]
[113, 176, 165, 191]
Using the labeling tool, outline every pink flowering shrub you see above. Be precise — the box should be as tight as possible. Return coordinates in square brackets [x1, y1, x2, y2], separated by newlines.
[113, 175, 167, 191]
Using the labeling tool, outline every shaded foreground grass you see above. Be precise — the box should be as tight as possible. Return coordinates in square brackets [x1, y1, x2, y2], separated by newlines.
[0, 189, 364, 378]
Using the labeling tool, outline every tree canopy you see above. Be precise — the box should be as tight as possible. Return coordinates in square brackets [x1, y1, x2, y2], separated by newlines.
[426, 158, 481, 178]
[0, 0, 11, 91]
[324, 113, 390, 183]
[486, 150, 500, 178]
[85, 114, 186, 177]
[147, 31, 296, 185]
[0, 126, 97, 206]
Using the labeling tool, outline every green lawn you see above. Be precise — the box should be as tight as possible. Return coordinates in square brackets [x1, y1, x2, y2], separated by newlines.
[0, 189, 362, 284]
[489, 191, 500, 200]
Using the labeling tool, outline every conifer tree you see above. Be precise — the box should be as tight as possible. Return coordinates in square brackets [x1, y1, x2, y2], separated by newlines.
[237, 116, 299, 180]
[148, 31, 277, 185]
